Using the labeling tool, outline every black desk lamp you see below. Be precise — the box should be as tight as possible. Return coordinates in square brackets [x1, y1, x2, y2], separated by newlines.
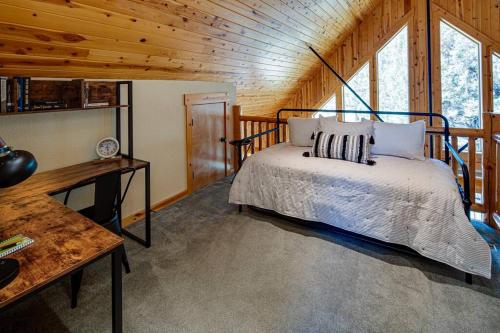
[0, 136, 37, 289]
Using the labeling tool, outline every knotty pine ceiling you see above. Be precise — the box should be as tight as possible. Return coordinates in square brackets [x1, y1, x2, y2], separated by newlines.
[0, 0, 380, 115]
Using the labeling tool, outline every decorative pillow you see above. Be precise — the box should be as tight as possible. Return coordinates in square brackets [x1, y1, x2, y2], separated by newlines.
[287, 117, 320, 147]
[319, 117, 374, 136]
[306, 131, 374, 165]
[371, 120, 426, 160]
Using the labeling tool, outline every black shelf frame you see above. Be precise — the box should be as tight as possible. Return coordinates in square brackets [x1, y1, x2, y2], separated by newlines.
[114, 81, 151, 248]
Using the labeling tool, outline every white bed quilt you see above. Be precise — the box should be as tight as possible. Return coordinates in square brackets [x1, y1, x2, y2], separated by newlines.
[229, 143, 491, 278]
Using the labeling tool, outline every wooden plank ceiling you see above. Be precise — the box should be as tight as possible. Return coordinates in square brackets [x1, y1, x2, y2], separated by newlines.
[0, 0, 380, 115]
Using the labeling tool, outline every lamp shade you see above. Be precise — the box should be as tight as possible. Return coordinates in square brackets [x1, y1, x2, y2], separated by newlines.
[0, 137, 37, 188]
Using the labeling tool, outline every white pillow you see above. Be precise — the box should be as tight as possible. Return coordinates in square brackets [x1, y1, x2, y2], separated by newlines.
[371, 120, 426, 160]
[319, 117, 374, 136]
[287, 118, 320, 147]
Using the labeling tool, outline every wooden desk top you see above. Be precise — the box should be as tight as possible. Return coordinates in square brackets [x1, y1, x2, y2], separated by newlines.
[0, 195, 123, 308]
[0, 157, 147, 205]
[0, 157, 147, 308]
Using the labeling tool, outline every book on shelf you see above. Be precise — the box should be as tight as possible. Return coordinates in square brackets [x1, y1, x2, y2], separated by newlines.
[0, 77, 6, 113]
[83, 81, 90, 107]
[24, 77, 31, 111]
[6, 78, 14, 112]
[2, 78, 117, 113]
[3, 77, 32, 112]
[0, 234, 34, 258]
[30, 100, 68, 110]
[14, 77, 24, 111]
[86, 101, 110, 107]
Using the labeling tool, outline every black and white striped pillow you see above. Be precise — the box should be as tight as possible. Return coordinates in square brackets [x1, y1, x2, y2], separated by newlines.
[307, 131, 374, 165]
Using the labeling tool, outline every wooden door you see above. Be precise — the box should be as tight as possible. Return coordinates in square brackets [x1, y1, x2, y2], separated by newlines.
[185, 93, 229, 193]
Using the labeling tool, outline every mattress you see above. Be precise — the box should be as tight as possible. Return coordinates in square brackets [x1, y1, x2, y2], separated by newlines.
[229, 143, 491, 278]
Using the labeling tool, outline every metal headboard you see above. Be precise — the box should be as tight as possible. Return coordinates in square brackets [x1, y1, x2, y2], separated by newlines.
[276, 109, 451, 165]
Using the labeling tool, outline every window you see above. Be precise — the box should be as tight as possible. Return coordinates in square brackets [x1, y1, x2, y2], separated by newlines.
[313, 94, 336, 118]
[494, 53, 500, 112]
[377, 26, 409, 123]
[343, 63, 370, 122]
[440, 21, 481, 128]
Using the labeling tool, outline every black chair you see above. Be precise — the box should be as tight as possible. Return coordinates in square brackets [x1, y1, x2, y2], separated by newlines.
[64, 170, 133, 308]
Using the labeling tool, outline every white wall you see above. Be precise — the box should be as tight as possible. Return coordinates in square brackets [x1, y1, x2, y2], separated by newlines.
[0, 80, 236, 217]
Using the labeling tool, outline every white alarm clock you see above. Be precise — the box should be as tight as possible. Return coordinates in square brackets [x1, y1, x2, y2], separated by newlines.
[96, 137, 120, 159]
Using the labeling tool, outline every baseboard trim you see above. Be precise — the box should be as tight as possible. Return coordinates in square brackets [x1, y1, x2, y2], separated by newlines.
[122, 189, 189, 227]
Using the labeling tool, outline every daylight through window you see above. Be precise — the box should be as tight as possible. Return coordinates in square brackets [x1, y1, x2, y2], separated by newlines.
[440, 21, 481, 128]
[377, 26, 409, 124]
[493, 53, 500, 113]
[314, 94, 336, 118]
[343, 63, 370, 122]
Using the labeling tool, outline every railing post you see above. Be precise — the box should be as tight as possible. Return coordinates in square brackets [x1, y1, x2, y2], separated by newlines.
[232, 105, 242, 172]
[485, 112, 500, 229]
[232, 105, 241, 140]
[494, 134, 500, 229]
[483, 112, 492, 226]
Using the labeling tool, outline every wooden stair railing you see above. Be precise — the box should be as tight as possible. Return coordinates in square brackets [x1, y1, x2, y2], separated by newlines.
[239, 115, 289, 153]
[426, 127, 485, 214]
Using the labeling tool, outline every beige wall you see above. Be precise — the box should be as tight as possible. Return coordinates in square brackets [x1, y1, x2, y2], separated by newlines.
[0, 80, 236, 217]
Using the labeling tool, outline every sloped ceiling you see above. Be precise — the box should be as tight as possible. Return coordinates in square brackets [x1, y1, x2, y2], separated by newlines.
[0, 0, 380, 115]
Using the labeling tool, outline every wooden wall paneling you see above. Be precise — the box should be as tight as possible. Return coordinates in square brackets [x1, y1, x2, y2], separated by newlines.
[336, 85, 343, 121]
[3, 0, 499, 117]
[0, 0, 381, 116]
[283, 1, 412, 113]
[370, 55, 378, 117]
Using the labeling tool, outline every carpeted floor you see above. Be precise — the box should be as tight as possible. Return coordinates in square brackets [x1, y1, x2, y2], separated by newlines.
[1, 179, 499, 333]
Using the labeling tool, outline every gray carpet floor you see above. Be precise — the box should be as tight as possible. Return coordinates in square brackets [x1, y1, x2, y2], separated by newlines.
[1, 179, 499, 333]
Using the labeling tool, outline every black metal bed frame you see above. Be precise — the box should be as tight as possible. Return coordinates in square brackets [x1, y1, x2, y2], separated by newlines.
[231, 109, 470, 219]
[230, 108, 473, 283]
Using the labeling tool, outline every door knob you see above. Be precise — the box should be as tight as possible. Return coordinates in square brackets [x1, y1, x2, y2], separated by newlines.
[219, 137, 226, 143]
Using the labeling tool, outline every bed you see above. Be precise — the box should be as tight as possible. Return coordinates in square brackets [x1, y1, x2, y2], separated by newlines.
[229, 110, 492, 279]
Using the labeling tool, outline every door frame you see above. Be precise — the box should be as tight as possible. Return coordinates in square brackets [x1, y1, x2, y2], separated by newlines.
[184, 92, 229, 194]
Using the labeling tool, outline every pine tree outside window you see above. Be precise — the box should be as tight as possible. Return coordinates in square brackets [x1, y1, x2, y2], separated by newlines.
[440, 21, 481, 129]
[343, 63, 370, 122]
[377, 26, 409, 124]
[313, 94, 336, 118]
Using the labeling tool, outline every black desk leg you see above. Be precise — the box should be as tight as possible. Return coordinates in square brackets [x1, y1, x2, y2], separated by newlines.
[112, 249, 123, 333]
[122, 163, 152, 248]
[145, 162, 151, 248]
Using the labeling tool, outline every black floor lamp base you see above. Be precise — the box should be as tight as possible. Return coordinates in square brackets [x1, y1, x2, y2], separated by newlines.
[0, 258, 20, 289]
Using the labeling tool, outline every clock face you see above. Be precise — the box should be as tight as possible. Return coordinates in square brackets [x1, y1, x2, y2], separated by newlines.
[96, 137, 120, 158]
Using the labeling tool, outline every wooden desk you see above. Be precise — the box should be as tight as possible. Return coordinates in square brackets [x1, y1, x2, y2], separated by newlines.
[0, 157, 152, 332]
[0, 189, 124, 331]
[0, 156, 152, 247]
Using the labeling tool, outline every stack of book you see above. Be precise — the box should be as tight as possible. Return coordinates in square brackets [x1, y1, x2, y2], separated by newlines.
[0, 77, 31, 113]
[0, 77, 6, 113]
